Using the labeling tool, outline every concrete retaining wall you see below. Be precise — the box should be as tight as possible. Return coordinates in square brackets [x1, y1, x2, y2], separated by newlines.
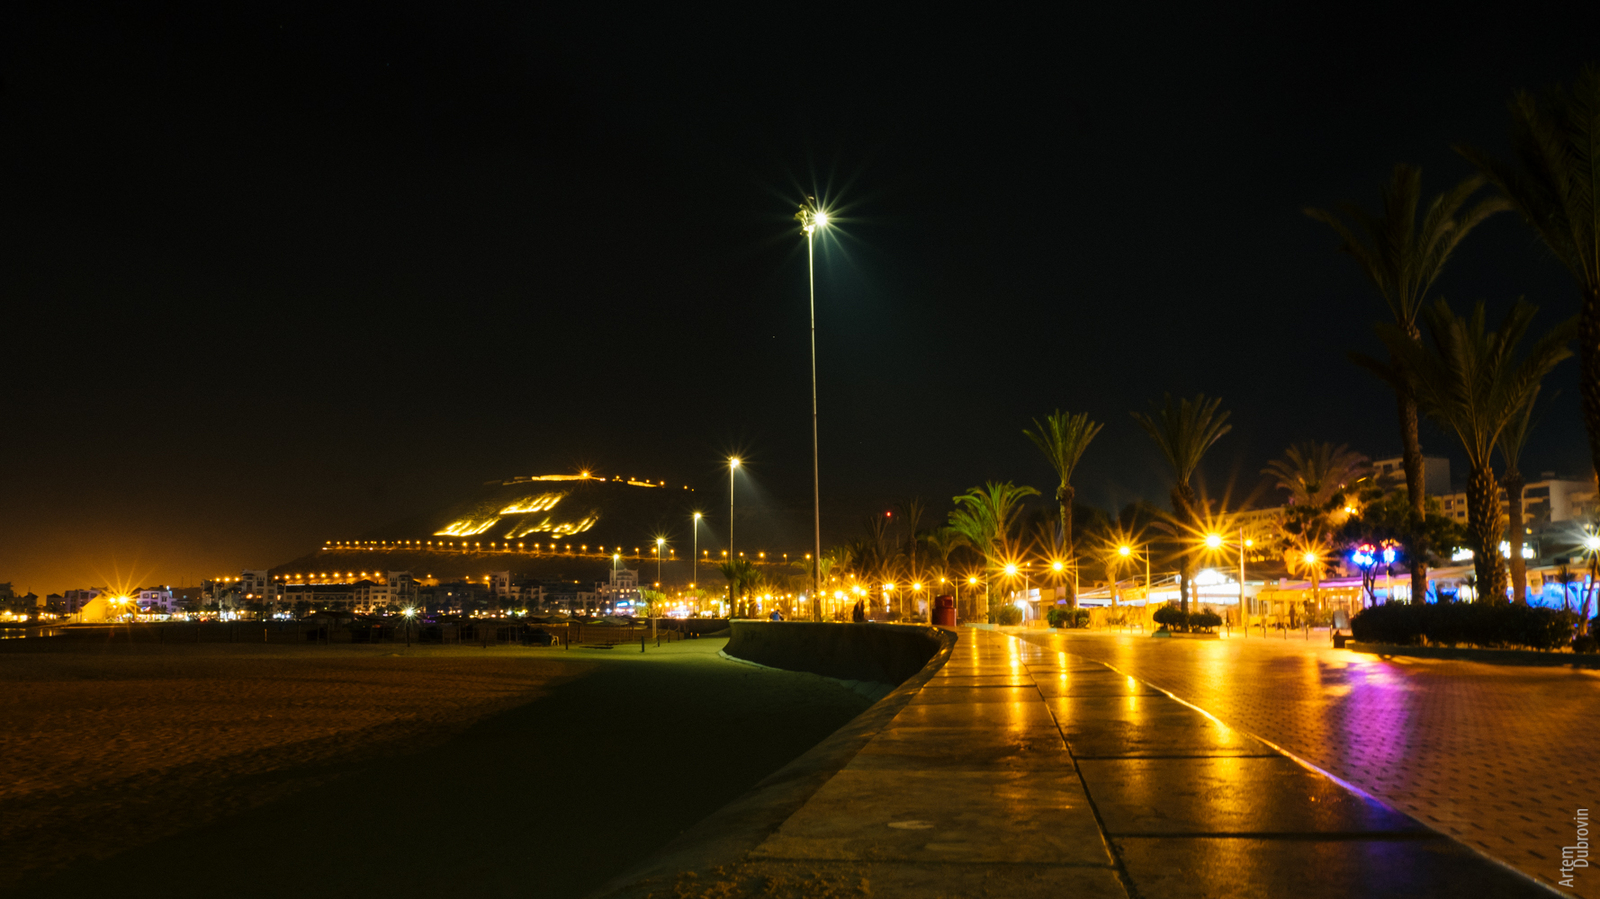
[725, 621, 946, 686]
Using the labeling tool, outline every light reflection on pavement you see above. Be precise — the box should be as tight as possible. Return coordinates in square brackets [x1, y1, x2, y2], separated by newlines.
[1016, 629, 1600, 896]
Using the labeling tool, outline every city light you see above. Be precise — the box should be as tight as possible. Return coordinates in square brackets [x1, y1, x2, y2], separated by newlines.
[1205, 533, 1223, 549]
[1119, 544, 1132, 557]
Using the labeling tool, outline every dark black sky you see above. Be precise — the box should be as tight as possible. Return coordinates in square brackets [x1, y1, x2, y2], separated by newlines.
[4, 2, 1598, 593]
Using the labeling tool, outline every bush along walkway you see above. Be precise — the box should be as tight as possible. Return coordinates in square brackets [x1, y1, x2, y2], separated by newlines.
[1352, 600, 1596, 655]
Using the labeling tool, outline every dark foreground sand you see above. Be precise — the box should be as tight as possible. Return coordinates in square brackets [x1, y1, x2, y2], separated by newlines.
[0, 637, 872, 899]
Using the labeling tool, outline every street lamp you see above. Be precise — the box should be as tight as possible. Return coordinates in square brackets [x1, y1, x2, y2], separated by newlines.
[403, 606, 416, 647]
[1119, 544, 1152, 614]
[692, 512, 702, 609]
[728, 457, 739, 617]
[654, 537, 665, 639]
[1200, 531, 1249, 635]
[796, 197, 829, 622]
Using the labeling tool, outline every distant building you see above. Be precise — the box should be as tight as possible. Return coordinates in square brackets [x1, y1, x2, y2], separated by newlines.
[1, 584, 40, 618]
[487, 571, 543, 609]
[420, 581, 489, 615]
[282, 581, 356, 612]
[63, 588, 103, 614]
[599, 567, 640, 610]
[352, 572, 418, 612]
[239, 570, 271, 608]
[134, 587, 177, 614]
[1372, 455, 1452, 497]
[1433, 475, 1594, 528]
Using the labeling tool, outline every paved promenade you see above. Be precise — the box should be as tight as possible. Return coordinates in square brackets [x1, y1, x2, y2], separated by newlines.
[627, 627, 1549, 898]
[1017, 628, 1600, 896]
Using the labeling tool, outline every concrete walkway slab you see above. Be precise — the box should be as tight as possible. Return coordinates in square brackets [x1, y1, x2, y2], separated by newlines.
[1114, 836, 1545, 898]
[750, 768, 1110, 865]
[850, 725, 1071, 772]
[1081, 755, 1430, 835]
[735, 859, 1127, 899]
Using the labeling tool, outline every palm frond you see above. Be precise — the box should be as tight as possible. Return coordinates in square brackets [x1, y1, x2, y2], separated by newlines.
[1131, 393, 1231, 488]
[1307, 164, 1507, 327]
[1459, 66, 1600, 290]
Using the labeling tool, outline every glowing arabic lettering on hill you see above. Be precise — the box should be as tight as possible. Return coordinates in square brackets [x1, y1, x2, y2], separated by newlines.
[500, 492, 564, 515]
[504, 511, 599, 539]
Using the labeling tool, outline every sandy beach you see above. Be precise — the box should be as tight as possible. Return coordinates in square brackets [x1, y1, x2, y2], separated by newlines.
[0, 636, 870, 898]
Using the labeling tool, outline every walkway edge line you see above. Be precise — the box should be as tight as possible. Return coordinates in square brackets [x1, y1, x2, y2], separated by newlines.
[1083, 652, 1565, 897]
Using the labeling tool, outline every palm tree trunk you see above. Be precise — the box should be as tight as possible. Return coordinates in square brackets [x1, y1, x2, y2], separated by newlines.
[1060, 483, 1077, 610]
[1171, 485, 1195, 616]
[1394, 364, 1430, 604]
[1582, 285, 1600, 491]
[1504, 469, 1527, 604]
[1466, 464, 1506, 601]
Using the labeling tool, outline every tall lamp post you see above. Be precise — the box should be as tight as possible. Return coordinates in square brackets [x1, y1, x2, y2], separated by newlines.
[1119, 544, 1151, 627]
[691, 512, 702, 612]
[1239, 529, 1251, 635]
[728, 457, 740, 617]
[796, 198, 829, 621]
[654, 537, 665, 641]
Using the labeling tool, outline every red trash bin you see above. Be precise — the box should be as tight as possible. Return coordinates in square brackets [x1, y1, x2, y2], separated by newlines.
[933, 594, 957, 626]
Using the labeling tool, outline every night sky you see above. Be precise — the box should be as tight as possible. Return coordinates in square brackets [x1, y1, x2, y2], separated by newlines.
[4, 3, 1599, 595]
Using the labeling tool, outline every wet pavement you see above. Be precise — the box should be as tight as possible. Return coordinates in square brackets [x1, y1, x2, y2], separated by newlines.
[736, 628, 1550, 898]
[1018, 628, 1599, 896]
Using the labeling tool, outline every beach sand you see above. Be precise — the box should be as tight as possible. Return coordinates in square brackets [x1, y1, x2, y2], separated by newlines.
[0, 636, 871, 898]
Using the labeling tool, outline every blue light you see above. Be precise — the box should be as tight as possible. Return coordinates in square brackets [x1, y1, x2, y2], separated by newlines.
[1381, 546, 1397, 564]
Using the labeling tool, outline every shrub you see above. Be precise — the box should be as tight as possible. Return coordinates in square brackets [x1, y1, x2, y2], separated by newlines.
[1351, 601, 1579, 650]
[1048, 607, 1091, 629]
[1574, 635, 1599, 654]
[1190, 608, 1223, 629]
[1151, 604, 1187, 630]
[994, 605, 1024, 626]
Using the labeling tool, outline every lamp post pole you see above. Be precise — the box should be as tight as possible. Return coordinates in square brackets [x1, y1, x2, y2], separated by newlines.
[728, 458, 739, 618]
[692, 512, 701, 614]
[1238, 528, 1248, 636]
[654, 538, 664, 641]
[796, 198, 829, 622]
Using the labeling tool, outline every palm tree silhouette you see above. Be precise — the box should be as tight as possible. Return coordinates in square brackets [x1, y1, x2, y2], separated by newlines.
[1307, 164, 1507, 604]
[1132, 394, 1231, 615]
[1024, 410, 1103, 609]
[1460, 67, 1600, 493]
[1379, 299, 1574, 600]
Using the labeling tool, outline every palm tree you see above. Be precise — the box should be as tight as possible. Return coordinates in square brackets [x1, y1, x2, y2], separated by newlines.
[1263, 442, 1370, 508]
[921, 526, 967, 588]
[1379, 299, 1575, 600]
[1132, 394, 1231, 614]
[1460, 67, 1600, 488]
[1496, 389, 1548, 604]
[948, 481, 1039, 619]
[1307, 165, 1508, 604]
[1262, 442, 1371, 547]
[897, 497, 928, 590]
[717, 557, 756, 617]
[1023, 410, 1103, 609]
